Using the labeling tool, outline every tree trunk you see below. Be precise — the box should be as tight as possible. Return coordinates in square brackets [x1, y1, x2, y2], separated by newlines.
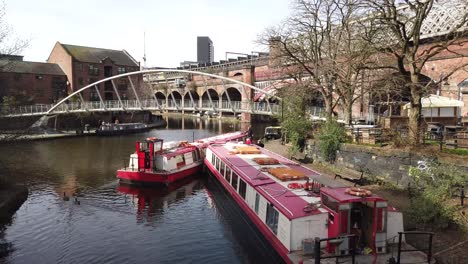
[408, 84, 423, 145]
[345, 101, 353, 125]
[324, 96, 334, 120]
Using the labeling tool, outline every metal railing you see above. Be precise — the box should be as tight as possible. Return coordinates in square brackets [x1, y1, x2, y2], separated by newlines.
[396, 231, 434, 264]
[313, 235, 357, 264]
[1, 99, 282, 117]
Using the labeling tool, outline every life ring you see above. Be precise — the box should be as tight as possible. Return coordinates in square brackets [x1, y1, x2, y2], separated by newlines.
[345, 187, 372, 197]
[287, 183, 303, 189]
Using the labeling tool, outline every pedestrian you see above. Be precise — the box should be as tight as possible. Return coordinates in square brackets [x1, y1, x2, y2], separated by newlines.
[246, 126, 253, 139]
[256, 140, 264, 148]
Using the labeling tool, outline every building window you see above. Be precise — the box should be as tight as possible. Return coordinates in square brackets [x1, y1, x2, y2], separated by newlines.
[76, 63, 83, 72]
[118, 79, 127, 91]
[231, 172, 238, 191]
[78, 77, 84, 85]
[239, 179, 246, 199]
[118, 67, 126, 74]
[266, 203, 279, 235]
[88, 65, 99, 76]
[14, 73, 21, 81]
[254, 193, 260, 214]
[90, 90, 99, 101]
[36, 75, 43, 80]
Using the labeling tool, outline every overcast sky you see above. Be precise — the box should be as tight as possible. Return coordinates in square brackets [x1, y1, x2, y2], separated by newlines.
[4, 0, 290, 67]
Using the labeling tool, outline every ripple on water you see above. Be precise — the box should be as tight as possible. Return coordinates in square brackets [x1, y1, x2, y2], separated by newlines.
[0, 122, 279, 264]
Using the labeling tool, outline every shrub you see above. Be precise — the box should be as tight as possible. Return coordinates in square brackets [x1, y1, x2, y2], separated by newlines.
[408, 161, 467, 229]
[317, 119, 346, 162]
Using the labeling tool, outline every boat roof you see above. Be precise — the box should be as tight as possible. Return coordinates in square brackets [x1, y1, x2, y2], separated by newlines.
[208, 142, 345, 220]
[320, 187, 387, 203]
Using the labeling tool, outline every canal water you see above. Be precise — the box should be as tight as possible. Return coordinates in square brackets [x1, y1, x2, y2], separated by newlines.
[0, 116, 282, 264]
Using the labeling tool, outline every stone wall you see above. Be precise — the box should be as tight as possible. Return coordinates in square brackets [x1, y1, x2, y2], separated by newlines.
[305, 141, 468, 186]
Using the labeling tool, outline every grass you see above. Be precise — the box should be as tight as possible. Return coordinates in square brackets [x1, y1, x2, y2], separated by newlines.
[442, 148, 468, 156]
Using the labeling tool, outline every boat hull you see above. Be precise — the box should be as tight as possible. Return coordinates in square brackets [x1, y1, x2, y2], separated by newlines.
[204, 160, 291, 264]
[117, 163, 202, 185]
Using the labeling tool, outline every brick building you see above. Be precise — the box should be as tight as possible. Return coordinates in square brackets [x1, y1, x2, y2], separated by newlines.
[0, 55, 67, 105]
[47, 42, 141, 101]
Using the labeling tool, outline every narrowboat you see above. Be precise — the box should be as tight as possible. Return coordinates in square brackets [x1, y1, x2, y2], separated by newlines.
[204, 142, 415, 263]
[116, 131, 246, 185]
[96, 120, 165, 136]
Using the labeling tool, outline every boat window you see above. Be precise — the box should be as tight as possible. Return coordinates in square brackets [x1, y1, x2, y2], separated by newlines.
[215, 157, 220, 171]
[266, 203, 279, 235]
[139, 142, 148, 151]
[239, 179, 246, 199]
[153, 141, 163, 152]
[211, 154, 215, 165]
[225, 165, 231, 183]
[231, 172, 238, 191]
[321, 194, 339, 212]
[225, 167, 231, 181]
[254, 193, 260, 214]
[220, 161, 225, 177]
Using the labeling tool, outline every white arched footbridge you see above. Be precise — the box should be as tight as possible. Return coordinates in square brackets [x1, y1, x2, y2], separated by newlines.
[1, 69, 282, 118]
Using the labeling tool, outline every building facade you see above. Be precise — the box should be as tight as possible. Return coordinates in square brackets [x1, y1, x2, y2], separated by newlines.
[47, 42, 141, 101]
[0, 55, 68, 106]
[197, 37, 214, 63]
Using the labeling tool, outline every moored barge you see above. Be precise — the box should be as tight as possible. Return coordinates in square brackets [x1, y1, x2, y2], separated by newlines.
[117, 132, 246, 185]
[204, 142, 407, 263]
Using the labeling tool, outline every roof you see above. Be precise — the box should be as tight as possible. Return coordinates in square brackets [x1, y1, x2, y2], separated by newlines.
[60, 43, 139, 66]
[208, 142, 344, 220]
[0, 60, 66, 75]
[320, 187, 386, 204]
[403, 95, 464, 109]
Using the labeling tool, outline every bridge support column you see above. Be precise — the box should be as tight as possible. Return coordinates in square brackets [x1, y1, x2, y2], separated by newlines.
[240, 65, 255, 123]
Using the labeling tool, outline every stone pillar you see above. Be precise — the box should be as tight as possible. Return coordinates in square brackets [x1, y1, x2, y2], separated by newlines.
[241, 65, 255, 122]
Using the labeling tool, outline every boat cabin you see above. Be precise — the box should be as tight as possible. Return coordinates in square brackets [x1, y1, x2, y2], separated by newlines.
[320, 187, 401, 255]
[130, 137, 200, 172]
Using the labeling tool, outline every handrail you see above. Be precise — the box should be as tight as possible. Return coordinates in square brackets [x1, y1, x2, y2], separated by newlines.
[1, 99, 285, 117]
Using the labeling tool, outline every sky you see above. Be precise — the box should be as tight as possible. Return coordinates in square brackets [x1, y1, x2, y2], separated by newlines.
[4, 0, 291, 68]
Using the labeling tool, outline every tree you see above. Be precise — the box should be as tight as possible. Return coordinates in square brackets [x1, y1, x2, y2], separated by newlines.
[261, 0, 384, 124]
[0, 1, 28, 64]
[366, 0, 468, 144]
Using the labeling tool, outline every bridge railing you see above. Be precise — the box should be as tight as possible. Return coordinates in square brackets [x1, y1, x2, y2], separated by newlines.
[1, 99, 282, 117]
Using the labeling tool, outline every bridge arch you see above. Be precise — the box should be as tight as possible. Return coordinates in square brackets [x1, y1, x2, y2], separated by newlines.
[221, 87, 242, 101]
[155, 92, 166, 99]
[34, 69, 280, 115]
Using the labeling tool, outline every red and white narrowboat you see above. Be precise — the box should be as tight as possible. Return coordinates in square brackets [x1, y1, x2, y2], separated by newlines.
[116, 131, 246, 185]
[204, 142, 416, 263]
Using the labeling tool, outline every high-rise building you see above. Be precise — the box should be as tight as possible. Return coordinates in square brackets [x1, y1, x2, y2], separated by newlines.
[197, 37, 214, 63]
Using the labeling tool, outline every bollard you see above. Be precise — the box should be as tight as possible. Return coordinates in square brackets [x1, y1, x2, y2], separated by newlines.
[427, 233, 433, 264]
[397, 232, 402, 264]
[314, 237, 321, 264]
[461, 186, 465, 207]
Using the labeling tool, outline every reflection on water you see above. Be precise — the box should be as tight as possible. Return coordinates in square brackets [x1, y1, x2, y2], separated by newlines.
[0, 116, 276, 264]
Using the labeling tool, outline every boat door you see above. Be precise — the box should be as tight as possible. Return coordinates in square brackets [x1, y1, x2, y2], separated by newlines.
[322, 194, 350, 254]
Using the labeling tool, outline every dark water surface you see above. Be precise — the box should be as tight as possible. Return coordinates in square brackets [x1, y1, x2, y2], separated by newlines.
[0, 116, 280, 264]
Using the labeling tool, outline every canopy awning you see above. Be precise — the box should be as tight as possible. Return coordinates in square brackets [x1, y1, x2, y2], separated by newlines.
[403, 95, 464, 110]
